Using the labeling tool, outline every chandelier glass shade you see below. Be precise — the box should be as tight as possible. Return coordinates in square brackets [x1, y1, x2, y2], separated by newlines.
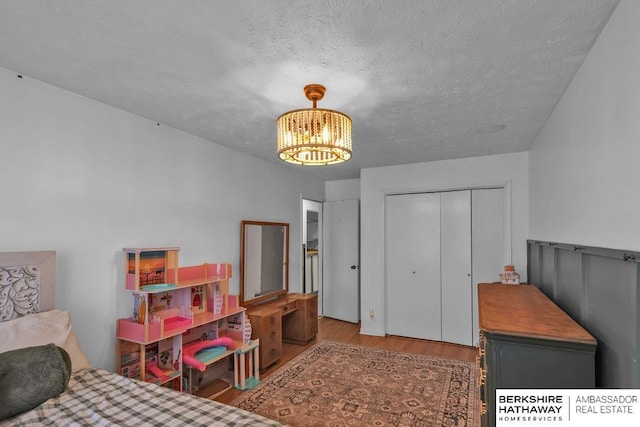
[277, 84, 352, 165]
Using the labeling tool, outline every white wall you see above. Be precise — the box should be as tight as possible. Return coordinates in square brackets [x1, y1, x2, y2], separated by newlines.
[0, 66, 324, 370]
[529, 0, 639, 251]
[326, 178, 360, 201]
[360, 152, 529, 336]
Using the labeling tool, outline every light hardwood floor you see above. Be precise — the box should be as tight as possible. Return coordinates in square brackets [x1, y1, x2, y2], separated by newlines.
[214, 316, 477, 404]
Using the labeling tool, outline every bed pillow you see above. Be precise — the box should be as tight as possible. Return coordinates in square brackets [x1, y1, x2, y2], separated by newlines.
[0, 343, 72, 421]
[0, 309, 91, 372]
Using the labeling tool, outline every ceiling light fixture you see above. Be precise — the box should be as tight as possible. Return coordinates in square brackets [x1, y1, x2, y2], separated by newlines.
[276, 84, 352, 165]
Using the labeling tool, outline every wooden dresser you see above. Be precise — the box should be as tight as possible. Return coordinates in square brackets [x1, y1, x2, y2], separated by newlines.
[478, 284, 596, 427]
[246, 293, 318, 371]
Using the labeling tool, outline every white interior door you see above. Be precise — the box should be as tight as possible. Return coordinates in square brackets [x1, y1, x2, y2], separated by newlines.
[386, 193, 441, 340]
[441, 190, 472, 346]
[471, 188, 505, 345]
[323, 199, 360, 323]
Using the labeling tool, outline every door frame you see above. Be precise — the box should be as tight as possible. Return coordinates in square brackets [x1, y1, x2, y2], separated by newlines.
[301, 196, 323, 314]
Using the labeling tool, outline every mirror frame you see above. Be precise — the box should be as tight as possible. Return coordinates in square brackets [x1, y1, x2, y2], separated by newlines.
[240, 220, 289, 307]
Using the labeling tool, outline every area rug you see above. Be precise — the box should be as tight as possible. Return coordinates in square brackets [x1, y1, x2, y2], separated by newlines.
[231, 340, 479, 427]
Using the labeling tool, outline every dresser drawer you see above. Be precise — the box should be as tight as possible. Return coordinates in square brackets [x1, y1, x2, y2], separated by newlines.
[264, 316, 282, 344]
[249, 310, 282, 371]
[280, 300, 297, 315]
[261, 343, 281, 369]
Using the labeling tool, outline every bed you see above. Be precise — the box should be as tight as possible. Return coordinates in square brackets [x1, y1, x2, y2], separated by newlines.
[0, 251, 283, 426]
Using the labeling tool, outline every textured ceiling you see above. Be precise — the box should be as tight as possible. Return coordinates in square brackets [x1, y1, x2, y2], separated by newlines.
[0, 0, 620, 180]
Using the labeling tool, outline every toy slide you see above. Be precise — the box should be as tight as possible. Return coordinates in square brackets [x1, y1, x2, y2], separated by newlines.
[182, 337, 236, 371]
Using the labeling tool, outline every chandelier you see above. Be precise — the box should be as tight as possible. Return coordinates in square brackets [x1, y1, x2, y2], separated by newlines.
[276, 84, 352, 165]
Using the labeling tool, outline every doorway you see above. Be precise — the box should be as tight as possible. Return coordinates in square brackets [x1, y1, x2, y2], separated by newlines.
[302, 198, 323, 313]
[305, 210, 319, 294]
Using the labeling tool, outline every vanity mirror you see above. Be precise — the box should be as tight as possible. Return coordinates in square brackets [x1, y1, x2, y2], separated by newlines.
[240, 220, 289, 307]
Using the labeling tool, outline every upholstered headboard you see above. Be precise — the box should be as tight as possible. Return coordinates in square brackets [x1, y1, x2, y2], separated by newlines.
[0, 251, 56, 321]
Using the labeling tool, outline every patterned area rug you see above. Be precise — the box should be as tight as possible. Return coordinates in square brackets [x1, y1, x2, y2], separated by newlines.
[231, 341, 479, 427]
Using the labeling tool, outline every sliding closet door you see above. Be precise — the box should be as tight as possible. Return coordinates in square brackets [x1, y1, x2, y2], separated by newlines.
[441, 190, 472, 346]
[385, 188, 505, 347]
[471, 188, 505, 346]
[385, 193, 441, 341]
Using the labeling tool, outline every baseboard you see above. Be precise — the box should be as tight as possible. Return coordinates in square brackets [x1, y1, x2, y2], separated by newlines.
[358, 327, 385, 337]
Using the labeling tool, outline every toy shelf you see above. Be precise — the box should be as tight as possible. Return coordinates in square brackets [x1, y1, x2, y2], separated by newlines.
[189, 340, 260, 399]
[123, 247, 180, 292]
[189, 338, 244, 369]
[118, 306, 247, 345]
[145, 369, 182, 386]
[161, 316, 192, 336]
[118, 306, 194, 344]
[173, 263, 231, 287]
[116, 246, 258, 395]
[195, 379, 233, 400]
[117, 335, 183, 390]
[125, 258, 231, 293]
[233, 340, 260, 391]
[182, 337, 246, 398]
[192, 306, 246, 327]
[117, 318, 163, 343]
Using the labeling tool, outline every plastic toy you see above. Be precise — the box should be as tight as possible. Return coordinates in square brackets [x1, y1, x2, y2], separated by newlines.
[234, 340, 260, 390]
[182, 337, 236, 371]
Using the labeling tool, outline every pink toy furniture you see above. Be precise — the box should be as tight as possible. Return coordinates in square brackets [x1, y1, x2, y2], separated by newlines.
[117, 246, 247, 395]
[182, 337, 236, 372]
[234, 339, 260, 390]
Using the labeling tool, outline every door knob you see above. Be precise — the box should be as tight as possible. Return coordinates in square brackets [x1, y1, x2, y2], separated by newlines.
[350, 265, 359, 270]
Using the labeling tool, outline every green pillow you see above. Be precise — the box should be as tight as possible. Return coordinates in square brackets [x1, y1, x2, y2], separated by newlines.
[0, 343, 72, 421]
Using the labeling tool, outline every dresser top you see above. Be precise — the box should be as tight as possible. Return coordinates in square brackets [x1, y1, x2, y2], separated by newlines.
[245, 292, 315, 315]
[478, 283, 596, 345]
